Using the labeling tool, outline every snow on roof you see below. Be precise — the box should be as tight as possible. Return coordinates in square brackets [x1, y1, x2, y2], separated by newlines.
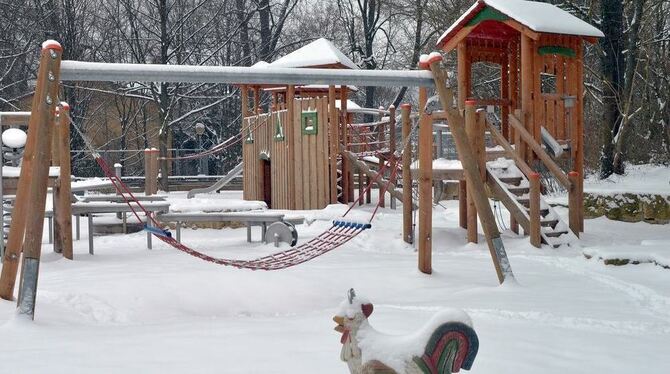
[269, 38, 359, 70]
[335, 100, 361, 111]
[437, 0, 604, 48]
[250, 61, 269, 68]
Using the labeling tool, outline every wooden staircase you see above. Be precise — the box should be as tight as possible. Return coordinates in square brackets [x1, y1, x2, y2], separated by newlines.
[486, 158, 576, 248]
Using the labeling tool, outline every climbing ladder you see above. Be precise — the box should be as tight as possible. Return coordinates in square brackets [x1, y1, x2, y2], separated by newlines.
[486, 159, 577, 247]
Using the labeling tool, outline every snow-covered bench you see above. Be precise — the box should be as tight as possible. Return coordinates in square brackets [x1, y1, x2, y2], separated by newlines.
[156, 212, 304, 243]
[51, 201, 171, 255]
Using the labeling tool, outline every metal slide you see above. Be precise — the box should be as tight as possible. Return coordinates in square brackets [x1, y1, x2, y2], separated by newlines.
[187, 162, 243, 198]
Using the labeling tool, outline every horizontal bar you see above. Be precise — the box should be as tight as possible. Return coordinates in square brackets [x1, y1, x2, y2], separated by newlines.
[0, 112, 31, 126]
[60, 61, 435, 87]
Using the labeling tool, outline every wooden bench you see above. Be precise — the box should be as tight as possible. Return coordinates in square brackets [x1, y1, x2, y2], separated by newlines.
[66, 201, 170, 255]
[156, 212, 304, 243]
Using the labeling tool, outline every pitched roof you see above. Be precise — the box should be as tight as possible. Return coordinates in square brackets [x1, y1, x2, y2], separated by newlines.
[437, 0, 604, 49]
[269, 38, 359, 70]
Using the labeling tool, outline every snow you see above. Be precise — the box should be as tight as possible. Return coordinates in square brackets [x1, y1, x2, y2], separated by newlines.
[162, 191, 266, 213]
[1, 128, 27, 148]
[1, 189, 669, 373]
[269, 38, 359, 70]
[584, 239, 670, 268]
[335, 99, 361, 110]
[437, 0, 604, 48]
[411, 158, 463, 170]
[3, 165, 59, 177]
[584, 164, 670, 196]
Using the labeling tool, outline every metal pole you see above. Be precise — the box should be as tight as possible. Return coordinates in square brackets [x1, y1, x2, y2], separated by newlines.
[60, 61, 435, 88]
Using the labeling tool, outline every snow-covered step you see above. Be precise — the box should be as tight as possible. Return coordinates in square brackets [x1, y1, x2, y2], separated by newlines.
[486, 158, 577, 248]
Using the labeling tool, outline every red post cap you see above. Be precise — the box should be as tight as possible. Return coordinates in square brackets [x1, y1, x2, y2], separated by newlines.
[42, 40, 62, 51]
[400, 103, 412, 110]
[568, 171, 579, 177]
[465, 99, 477, 106]
[426, 52, 443, 65]
[60, 101, 71, 111]
[529, 172, 541, 179]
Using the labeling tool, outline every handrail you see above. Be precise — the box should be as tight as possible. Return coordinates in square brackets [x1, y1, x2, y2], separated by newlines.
[485, 120, 535, 178]
[508, 113, 572, 189]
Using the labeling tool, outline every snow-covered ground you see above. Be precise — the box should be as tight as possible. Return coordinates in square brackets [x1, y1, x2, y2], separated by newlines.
[1, 190, 669, 373]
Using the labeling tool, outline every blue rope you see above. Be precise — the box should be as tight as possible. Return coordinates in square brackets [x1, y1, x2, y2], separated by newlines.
[332, 220, 372, 230]
[143, 224, 172, 238]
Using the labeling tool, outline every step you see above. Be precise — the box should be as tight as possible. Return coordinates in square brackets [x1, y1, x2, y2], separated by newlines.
[544, 230, 568, 238]
[499, 176, 523, 185]
[507, 186, 529, 196]
[540, 219, 559, 228]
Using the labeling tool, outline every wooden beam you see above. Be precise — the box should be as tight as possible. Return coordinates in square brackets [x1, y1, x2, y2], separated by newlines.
[503, 19, 540, 40]
[428, 58, 514, 284]
[401, 104, 413, 244]
[508, 113, 571, 189]
[54, 104, 73, 260]
[0, 43, 62, 301]
[418, 86, 432, 274]
[442, 25, 475, 53]
[13, 42, 62, 317]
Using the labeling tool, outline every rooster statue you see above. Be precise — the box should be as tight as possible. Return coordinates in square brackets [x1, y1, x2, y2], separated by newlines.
[333, 289, 479, 374]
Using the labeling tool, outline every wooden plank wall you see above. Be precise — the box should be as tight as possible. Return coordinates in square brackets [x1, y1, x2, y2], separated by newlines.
[243, 97, 331, 210]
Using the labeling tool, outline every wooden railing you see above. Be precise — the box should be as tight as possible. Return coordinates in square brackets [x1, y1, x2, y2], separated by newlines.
[506, 112, 580, 237]
[347, 107, 396, 156]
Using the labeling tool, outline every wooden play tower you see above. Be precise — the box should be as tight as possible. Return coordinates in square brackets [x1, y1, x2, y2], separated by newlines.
[427, 0, 603, 249]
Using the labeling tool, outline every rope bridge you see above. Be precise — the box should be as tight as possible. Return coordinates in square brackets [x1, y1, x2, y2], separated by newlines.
[68, 112, 397, 270]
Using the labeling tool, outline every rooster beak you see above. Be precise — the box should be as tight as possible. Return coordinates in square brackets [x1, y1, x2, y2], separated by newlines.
[333, 315, 345, 325]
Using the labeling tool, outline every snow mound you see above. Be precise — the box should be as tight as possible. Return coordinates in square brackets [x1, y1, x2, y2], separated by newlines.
[584, 241, 670, 268]
[358, 308, 473, 372]
[2, 128, 27, 148]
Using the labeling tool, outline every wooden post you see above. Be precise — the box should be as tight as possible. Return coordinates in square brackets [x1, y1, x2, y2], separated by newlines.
[0, 41, 62, 301]
[465, 102, 478, 243]
[365, 175, 372, 204]
[520, 34, 533, 163]
[568, 171, 580, 237]
[328, 85, 338, 204]
[144, 148, 153, 196]
[54, 103, 73, 260]
[286, 85, 296, 209]
[457, 41, 468, 110]
[388, 105, 396, 154]
[359, 171, 365, 206]
[240, 85, 249, 118]
[253, 86, 261, 114]
[14, 41, 62, 317]
[575, 39, 585, 233]
[418, 87, 432, 274]
[340, 86, 351, 203]
[529, 172, 541, 248]
[151, 148, 159, 193]
[401, 104, 413, 244]
[459, 180, 467, 229]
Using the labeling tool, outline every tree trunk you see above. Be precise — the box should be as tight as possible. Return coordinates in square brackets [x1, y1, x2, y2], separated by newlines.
[612, 0, 646, 174]
[599, 0, 624, 179]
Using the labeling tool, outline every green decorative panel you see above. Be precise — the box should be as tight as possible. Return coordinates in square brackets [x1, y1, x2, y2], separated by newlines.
[274, 113, 285, 141]
[466, 6, 508, 26]
[538, 46, 576, 58]
[301, 111, 318, 135]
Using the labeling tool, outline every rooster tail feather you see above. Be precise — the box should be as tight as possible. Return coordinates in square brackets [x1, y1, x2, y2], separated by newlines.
[415, 322, 479, 373]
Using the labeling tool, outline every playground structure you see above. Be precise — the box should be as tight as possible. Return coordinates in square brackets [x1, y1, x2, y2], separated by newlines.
[0, 0, 602, 320]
